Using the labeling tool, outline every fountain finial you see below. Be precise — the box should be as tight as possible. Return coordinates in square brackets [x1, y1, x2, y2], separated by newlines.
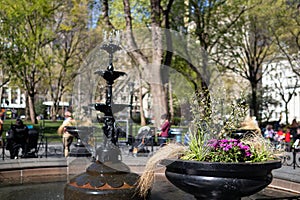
[94, 31, 126, 159]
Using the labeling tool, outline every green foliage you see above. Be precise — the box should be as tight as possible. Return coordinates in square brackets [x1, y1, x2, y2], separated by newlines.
[0, 0, 62, 123]
[35, 100, 47, 116]
[181, 90, 277, 163]
[242, 134, 276, 162]
[181, 128, 208, 161]
[110, 0, 151, 29]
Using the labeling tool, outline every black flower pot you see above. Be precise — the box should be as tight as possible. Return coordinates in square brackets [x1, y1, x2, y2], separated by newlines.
[161, 159, 281, 200]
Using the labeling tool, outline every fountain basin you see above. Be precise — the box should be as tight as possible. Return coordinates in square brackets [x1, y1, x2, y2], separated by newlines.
[1, 174, 299, 200]
[0, 158, 68, 186]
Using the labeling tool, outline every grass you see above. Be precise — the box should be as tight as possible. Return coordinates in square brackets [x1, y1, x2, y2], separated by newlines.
[1, 119, 63, 143]
[2, 119, 62, 137]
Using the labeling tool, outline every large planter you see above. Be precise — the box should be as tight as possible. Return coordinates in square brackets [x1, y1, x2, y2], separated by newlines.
[161, 159, 281, 200]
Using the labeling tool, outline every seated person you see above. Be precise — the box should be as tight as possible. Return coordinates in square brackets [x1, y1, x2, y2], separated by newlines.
[6, 119, 29, 159]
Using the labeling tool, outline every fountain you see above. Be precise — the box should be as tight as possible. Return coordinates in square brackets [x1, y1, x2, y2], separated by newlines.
[64, 34, 143, 200]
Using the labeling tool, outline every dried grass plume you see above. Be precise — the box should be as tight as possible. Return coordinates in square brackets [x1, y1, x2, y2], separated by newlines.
[136, 143, 186, 198]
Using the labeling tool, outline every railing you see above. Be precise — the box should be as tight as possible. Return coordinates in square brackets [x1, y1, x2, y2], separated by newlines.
[1, 135, 61, 160]
[281, 148, 300, 169]
[3, 126, 299, 169]
[1, 141, 9, 160]
[36, 135, 62, 158]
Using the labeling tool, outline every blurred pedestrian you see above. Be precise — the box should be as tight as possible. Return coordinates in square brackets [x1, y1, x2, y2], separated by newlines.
[57, 111, 76, 157]
[284, 127, 292, 152]
[264, 124, 275, 142]
[274, 126, 285, 149]
[292, 127, 300, 149]
[291, 118, 298, 139]
[295, 127, 300, 140]
[158, 114, 171, 146]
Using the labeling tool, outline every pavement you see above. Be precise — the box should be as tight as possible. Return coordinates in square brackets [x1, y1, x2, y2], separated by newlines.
[1, 143, 300, 200]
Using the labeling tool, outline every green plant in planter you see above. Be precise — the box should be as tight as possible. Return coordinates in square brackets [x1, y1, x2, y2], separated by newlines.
[181, 132, 276, 163]
[180, 92, 277, 163]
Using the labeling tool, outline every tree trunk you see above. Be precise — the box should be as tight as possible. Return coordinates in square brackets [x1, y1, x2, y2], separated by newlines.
[0, 87, 3, 106]
[150, 30, 167, 128]
[151, 82, 167, 128]
[139, 73, 146, 126]
[24, 92, 30, 121]
[123, 0, 169, 127]
[150, 0, 168, 128]
[28, 94, 37, 124]
[169, 82, 174, 123]
[250, 81, 258, 119]
[51, 104, 58, 121]
[285, 102, 288, 125]
[101, 0, 114, 29]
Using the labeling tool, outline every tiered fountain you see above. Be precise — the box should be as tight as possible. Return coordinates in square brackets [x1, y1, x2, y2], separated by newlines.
[64, 35, 142, 200]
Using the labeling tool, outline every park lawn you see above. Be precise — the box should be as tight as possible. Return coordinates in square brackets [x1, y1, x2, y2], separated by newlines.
[2, 119, 62, 140]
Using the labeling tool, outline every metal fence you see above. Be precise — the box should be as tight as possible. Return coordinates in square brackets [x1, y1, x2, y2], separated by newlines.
[281, 149, 300, 169]
[3, 123, 299, 168]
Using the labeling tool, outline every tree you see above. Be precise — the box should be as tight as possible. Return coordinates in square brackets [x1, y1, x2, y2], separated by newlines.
[186, 0, 249, 85]
[260, 85, 280, 123]
[97, 0, 175, 127]
[167, 0, 250, 119]
[45, 0, 95, 120]
[0, 0, 63, 123]
[214, 0, 282, 121]
[269, 61, 299, 124]
[0, 21, 11, 104]
[273, 1, 300, 77]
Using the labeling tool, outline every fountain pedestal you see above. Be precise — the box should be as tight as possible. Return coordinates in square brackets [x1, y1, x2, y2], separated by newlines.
[64, 36, 143, 200]
[64, 160, 141, 200]
[69, 140, 92, 157]
[65, 126, 92, 157]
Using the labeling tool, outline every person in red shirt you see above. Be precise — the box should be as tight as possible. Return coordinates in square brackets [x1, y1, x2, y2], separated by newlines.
[276, 127, 284, 141]
[158, 114, 171, 146]
[274, 127, 285, 150]
[285, 127, 291, 152]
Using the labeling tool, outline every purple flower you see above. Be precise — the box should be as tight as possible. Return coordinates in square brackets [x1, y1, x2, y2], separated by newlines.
[207, 139, 219, 148]
[241, 145, 250, 151]
[205, 138, 253, 162]
[220, 139, 228, 143]
[245, 151, 252, 157]
[229, 139, 238, 143]
[223, 144, 232, 151]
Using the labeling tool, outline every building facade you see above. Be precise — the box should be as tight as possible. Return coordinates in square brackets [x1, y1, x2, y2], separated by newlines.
[0, 86, 26, 119]
[262, 59, 300, 124]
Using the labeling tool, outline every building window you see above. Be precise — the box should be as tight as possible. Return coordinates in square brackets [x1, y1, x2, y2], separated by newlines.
[11, 89, 18, 104]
